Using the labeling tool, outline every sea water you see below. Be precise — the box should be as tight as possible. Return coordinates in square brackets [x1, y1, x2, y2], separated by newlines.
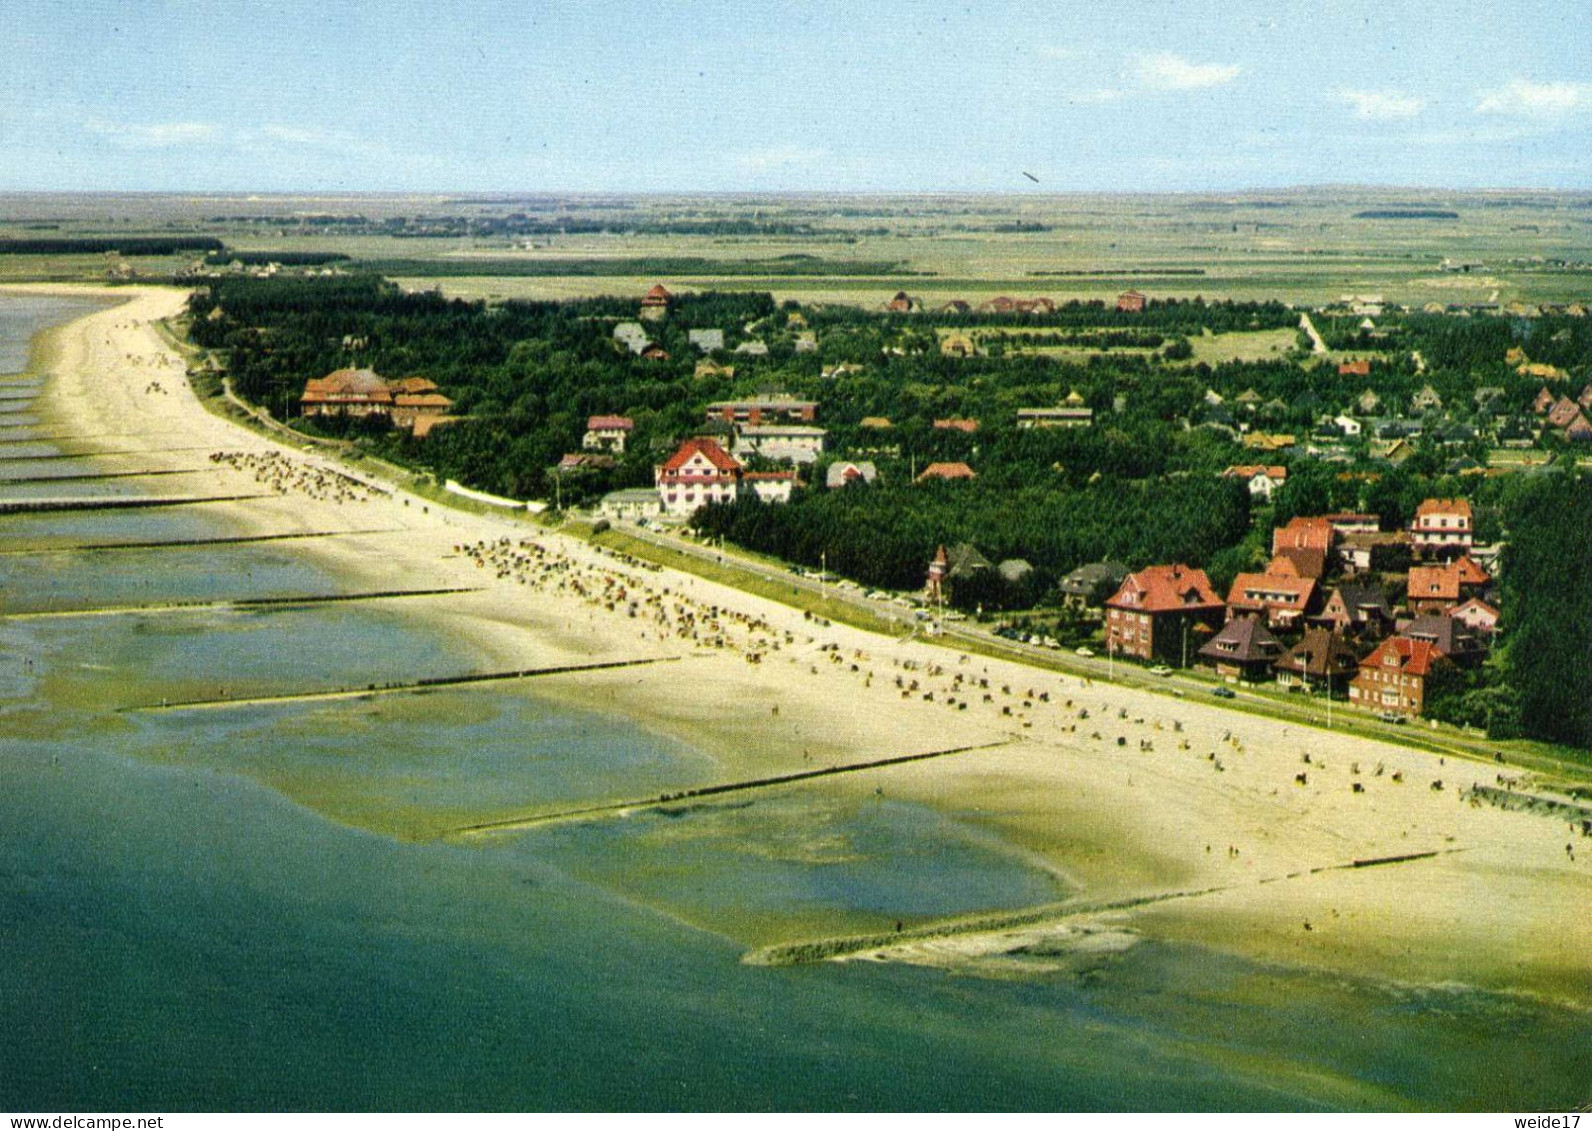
[3, 295, 1590, 1112]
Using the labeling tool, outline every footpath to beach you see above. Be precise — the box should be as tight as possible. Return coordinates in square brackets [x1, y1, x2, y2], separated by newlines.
[9, 283, 1592, 1007]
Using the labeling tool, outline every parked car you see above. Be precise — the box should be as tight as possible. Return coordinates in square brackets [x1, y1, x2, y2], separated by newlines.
[1211, 686, 1236, 699]
[1149, 665, 1173, 676]
[1075, 646, 1095, 658]
[1378, 711, 1408, 725]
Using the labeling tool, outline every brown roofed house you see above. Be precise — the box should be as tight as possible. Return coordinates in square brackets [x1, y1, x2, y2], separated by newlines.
[1198, 616, 1284, 682]
[1274, 627, 1359, 691]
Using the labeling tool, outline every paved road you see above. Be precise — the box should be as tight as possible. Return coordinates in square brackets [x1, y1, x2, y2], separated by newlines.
[599, 521, 1562, 775]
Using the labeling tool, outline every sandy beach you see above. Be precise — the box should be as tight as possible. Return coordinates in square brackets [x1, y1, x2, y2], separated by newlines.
[13, 282, 1592, 1010]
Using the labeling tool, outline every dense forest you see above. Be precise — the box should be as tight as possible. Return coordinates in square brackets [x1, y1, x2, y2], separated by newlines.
[184, 274, 1592, 748]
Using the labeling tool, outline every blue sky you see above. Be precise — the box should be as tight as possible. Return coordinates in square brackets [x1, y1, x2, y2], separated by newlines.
[2, 0, 1590, 192]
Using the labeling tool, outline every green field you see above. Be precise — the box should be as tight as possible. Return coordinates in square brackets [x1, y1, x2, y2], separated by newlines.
[2, 189, 1590, 308]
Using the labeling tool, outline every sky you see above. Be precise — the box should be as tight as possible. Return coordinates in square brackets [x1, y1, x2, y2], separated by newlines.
[2, 0, 1590, 194]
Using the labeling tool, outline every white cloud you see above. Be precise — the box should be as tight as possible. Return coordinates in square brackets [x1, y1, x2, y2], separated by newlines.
[87, 118, 220, 148]
[1475, 79, 1592, 117]
[1334, 89, 1426, 120]
[1131, 52, 1239, 90]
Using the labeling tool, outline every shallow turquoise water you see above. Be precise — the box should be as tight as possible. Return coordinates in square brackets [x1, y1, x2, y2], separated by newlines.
[3, 295, 1591, 1112]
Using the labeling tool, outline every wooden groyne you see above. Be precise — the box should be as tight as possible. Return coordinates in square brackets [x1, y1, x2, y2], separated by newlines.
[0, 445, 219, 462]
[5, 584, 484, 621]
[0, 467, 212, 486]
[1468, 784, 1592, 826]
[0, 494, 268, 515]
[449, 739, 1014, 840]
[119, 654, 681, 714]
[0, 528, 403, 557]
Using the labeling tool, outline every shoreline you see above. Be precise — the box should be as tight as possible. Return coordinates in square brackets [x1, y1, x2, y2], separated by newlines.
[6, 282, 1591, 1009]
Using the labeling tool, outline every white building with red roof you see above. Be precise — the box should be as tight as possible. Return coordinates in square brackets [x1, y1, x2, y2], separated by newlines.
[583, 415, 635, 453]
[1411, 497, 1474, 558]
[654, 437, 800, 516]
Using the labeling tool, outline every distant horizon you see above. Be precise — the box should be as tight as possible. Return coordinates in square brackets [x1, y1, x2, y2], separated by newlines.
[4, 1, 1589, 195]
[2, 184, 1591, 200]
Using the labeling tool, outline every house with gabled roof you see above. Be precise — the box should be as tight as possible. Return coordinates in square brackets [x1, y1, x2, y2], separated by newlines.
[825, 461, 878, 489]
[1104, 564, 1224, 665]
[1058, 561, 1130, 611]
[1350, 636, 1453, 718]
[1399, 614, 1485, 667]
[654, 437, 744, 516]
[1226, 568, 1318, 630]
[1116, 290, 1147, 313]
[933, 418, 980, 433]
[1274, 628, 1359, 692]
[1273, 516, 1334, 557]
[1222, 464, 1287, 500]
[1451, 596, 1500, 638]
[1316, 582, 1394, 638]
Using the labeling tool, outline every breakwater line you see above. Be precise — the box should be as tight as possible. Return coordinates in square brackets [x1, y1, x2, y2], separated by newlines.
[0, 445, 220, 462]
[0, 494, 269, 515]
[449, 739, 1015, 840]
[0, 528, 404, 557]
[5, 585, 485, 621]
[0, 467, 214, 485]
[119, 654, 682, 714]
[745, 848, 1466, 966]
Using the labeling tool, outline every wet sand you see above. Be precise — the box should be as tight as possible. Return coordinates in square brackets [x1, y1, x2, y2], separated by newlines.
[13, 281, 1592, 1010]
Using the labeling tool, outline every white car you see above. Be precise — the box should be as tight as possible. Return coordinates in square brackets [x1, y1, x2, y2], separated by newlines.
[1075, 646, 1095, 658]
[1149, 665, 1173, 676]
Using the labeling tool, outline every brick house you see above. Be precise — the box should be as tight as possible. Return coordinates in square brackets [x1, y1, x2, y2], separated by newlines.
[1104, 564, 1225, 666]
[1116, 290, 1147, 313]
[1350, 637, 1453, 718]
[1225, 568, 1318, 630]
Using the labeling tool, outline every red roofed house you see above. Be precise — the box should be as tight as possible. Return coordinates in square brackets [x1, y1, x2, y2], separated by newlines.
[299, 368, 394, 419]
[1533, 387, 1556, 414]
[1105, 564, 1225, 665]
[1547, 396, 1583, 430]
[1405, 564, 1464, 615]
[933, 418, 980, 433]
[640, 284, 673, 321]
[915, 461, 977, 483]
[583, 415, 635, 453]
[655, 437, 744, 516]
[1272, 516, 1334, 557]
[1225, 568, 1319, 630]
[1222, 465, 1288, 501]
[1350, 636, 1454, 718]
[1411, 498, 1473, 559]
[1451, 596, 1501, 637]
[1116, 290, 1147, 313]
[1338, 358, 1372, 378]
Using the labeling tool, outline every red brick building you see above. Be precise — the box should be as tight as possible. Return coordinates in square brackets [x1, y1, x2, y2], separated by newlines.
[1104, 564, 1225, 665]
[1350, 637, 1452, 718]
